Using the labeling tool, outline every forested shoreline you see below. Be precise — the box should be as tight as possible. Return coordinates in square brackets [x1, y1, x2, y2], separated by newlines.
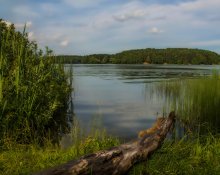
[55, 48, 220, 65]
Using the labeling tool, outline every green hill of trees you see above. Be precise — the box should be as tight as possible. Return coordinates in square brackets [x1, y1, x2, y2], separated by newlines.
[55, 48, 220, 65]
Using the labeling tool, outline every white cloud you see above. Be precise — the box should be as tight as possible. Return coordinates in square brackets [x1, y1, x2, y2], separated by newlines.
[28, 32, 34, 40]
[26, 21, 32, 28]
[28, 32, 34, 39]
[148, 27, 163, 34]
[111, 1, 147, 23]
[113, 9, 146, 22]
[60, 40, 69, 47]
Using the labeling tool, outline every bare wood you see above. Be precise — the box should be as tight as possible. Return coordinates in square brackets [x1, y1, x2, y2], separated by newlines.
[35, 112, 175, 175]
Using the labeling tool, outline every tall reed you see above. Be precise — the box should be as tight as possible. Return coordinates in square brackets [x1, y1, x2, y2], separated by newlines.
[0, 19, 71, 146]
[156, 72, 220, 133]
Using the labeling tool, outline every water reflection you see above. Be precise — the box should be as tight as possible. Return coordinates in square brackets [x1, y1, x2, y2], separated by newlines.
[65, 64, 218, 140]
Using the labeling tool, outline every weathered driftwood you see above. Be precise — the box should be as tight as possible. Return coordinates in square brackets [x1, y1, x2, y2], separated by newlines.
[35, 112, 175, 175]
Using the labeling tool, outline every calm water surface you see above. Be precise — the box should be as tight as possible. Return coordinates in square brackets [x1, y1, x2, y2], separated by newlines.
[66, 64, 219, 140]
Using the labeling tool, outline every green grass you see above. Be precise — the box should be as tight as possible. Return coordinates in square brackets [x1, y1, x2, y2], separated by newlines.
[0, 113, 119, 175]
[2, 133, 218, 175]
[129, 135, 220, 175]
[0, 131, 119, 175]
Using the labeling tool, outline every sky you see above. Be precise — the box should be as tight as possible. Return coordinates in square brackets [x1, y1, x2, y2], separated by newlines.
[0, 0, 220, 55]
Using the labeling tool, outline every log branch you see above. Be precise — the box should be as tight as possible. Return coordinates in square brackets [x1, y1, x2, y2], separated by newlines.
[35, 111, 175, 175]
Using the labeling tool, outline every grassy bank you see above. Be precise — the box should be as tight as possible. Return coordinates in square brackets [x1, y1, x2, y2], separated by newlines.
[0, 129, 119, 175]
[1, 132, 219, 175]
[130, 72, 220, 174]
[2, 114, 218, 175]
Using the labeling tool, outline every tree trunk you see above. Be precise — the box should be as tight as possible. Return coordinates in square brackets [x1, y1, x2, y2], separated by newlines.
[35, 112, 175, 175]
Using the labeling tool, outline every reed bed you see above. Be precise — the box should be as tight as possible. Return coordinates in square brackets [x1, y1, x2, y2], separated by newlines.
[129, 72, 220, 174]
[155, 72, 220, 134]
[0, 19, 71, 146]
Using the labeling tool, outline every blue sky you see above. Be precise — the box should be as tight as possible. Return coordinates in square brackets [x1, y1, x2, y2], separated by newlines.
[0, 0, 220, 55]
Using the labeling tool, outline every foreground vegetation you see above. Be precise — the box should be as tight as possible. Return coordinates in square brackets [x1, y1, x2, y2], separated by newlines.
[55, 48, 220, 64]
[129, 73, 220, 174]
[0, 19, 71, 145]
[0, 128, 119, 175]
[130, 135, 220, 175]
[156, 72, 220, 134]
[0, 19, 119, 175]
[1, 130, 219, 175]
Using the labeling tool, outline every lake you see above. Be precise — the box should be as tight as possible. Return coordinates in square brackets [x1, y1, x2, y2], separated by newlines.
[66, 64, 219, 140]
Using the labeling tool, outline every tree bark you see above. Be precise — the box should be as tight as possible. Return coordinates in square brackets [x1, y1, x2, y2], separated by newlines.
[35, 112, 175, 175]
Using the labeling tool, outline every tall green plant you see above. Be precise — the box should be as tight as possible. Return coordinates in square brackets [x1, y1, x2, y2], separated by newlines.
[156, 73, 220, 134]
[0, 19, 71, 145]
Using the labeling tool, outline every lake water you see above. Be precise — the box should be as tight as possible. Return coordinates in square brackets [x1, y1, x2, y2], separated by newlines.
[66, 64, 219, 140]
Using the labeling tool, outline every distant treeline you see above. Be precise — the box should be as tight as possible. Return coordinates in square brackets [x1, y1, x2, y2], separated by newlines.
[54, 48, 220, 64]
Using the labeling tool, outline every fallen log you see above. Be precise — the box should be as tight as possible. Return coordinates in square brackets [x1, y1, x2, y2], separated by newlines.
[35, 112, 175, 175]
